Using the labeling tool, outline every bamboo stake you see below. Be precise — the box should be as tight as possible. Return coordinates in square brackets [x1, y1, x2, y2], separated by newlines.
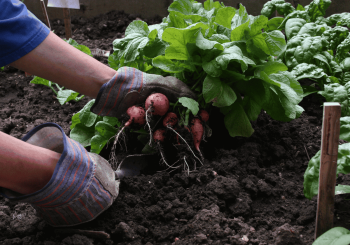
[62, 8, 72, 39]
[40, 0, 51, 29]
[315, 102, 341, 239]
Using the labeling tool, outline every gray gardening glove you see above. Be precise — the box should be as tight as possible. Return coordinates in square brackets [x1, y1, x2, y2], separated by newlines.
[90, 66, 196, 117]
[0, 123, 119, 227]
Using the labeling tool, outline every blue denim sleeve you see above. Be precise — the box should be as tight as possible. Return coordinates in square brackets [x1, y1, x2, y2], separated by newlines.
[0, 0, 50, 66]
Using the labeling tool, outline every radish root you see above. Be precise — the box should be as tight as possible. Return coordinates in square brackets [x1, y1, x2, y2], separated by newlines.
[109, 125, 127, 169]
[156, 142, 176, 169]
[145, 106, 153, 146]
[166, 126, 203, 165]
[183, 156, 190, 176]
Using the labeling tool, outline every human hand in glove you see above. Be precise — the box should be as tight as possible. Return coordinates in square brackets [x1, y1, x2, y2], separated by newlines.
[91, 66, 196, 117]
[0, 123, 119, 227]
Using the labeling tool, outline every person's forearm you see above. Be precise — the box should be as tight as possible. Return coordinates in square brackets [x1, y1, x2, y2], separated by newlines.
[10, 32, 116, 98]
[0, 132, 60, 195]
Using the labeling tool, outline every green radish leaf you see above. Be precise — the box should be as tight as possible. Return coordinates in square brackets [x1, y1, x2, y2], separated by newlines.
[57, 90, 80, 105]
[168, 0, 194, 14]
[209, 34, 230, 44]
[231, 4, 250, 29]
[203, 75, 237, 107]
[262, 71, 304, 122]
[103, 116, 121, 127]
[30, 76, 52, 87]
[70, 112, 81, 130]
[95, 121, 119, 139]
[266, 17, 284, 32]
[263, 30, 286, 56]
[222, 101, 254, 137]
[214, 7, 236, 29]
[178, 97, 199, 116]
[148, 29, 158, 41]
[79, 100, 99, 127]
[302, 85, 319, 97]
[163, 23, 209, 60]
[70, 123, 96, 147]
[90, 135, 109, 154]
[152, 56, 185, 73]
[203, 0, 222, 11]
[195, 31, 223, 51]
[296, 4, 305, 11]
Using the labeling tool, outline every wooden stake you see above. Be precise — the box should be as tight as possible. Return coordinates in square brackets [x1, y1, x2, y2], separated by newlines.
[62, 8, 72, 39]
[315, 102, 341, 239]
[40, 0, 51, 30]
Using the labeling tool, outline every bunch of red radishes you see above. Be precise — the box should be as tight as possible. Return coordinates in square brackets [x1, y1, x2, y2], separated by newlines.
[110, 93, 209, 172]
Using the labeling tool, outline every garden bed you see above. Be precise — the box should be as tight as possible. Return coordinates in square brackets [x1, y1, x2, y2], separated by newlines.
[1, 10, 350, 245]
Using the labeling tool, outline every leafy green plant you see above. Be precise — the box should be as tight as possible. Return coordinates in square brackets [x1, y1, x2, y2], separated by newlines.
[107, 0, 303, 138]
[312, 227, 350, 245]
[0, 67, 4, 71]
[69, 100, 122, 154]
[304, 116, 350, 199]
[261, 0, 350, 103]
[260, 0, 350, 199]
[70, 0, 305, 155]
[30, 38, 91, 105]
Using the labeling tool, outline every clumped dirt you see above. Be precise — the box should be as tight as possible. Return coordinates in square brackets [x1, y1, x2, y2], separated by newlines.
[1, 9, 350, 245]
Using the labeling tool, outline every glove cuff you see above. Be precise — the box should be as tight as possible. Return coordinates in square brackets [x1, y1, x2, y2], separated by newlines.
[0, 123, 119, 227]
[90, 67, 144, 117]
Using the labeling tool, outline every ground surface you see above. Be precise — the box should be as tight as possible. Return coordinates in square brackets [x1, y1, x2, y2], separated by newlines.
[1, 10, 350, 245]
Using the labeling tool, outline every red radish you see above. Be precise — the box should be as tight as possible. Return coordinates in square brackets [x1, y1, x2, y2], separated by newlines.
[163, 112, 178, 127]
[125, 106, 146, 127]
[145, 93, 169, 145]
[153, 128, 175, 169]
[199, 110, 209, 122]
[145, 93, 169, 116]
[153, 128, 166, 142]
[190, 118, 204, 157]
[109, 106, 146, 169]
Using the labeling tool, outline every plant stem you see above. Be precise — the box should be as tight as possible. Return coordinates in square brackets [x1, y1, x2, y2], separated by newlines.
[75, 95, 85, 102]
[184, 109, 190, 126]
[167, 126, 203, 165]
[54, 83, 63, 91]
[191, 79, 201, 90]
[49, 86, 58, 95]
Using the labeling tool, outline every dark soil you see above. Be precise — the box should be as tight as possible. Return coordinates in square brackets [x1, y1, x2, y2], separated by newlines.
[1, 10, 350, 245]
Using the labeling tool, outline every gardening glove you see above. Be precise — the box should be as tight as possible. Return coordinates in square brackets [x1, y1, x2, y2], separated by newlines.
[0, 123, 119, 227]
[91, 66, 196, 117]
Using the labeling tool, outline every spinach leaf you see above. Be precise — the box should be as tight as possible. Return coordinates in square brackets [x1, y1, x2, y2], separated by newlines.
[313, 227, 350, 245]
[304, 143, 350, 200]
